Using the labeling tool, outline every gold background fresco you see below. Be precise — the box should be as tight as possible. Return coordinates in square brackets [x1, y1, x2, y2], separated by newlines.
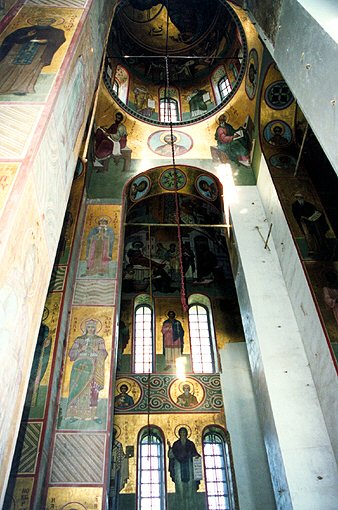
[0, 7, 82, 74]
[61, 306, 114, 400]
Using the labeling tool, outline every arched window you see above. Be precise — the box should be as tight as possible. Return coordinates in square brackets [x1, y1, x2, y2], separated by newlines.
[134, 304, 153, 373]
[138, 428, 166, 510]
[160, 97, 179, 122]
[218, 75, 232, 100]
[188, 303, 215, 373]
[112, 79, 119, 96]
[203, 428, 237, 510]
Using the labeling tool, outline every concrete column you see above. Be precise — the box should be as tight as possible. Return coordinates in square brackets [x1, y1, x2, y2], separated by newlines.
[219, 343, 276, 509]
[229, 185, 338, 509]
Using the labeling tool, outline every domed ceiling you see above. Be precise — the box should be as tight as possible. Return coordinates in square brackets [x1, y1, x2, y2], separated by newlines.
[104, 0, 246, 125]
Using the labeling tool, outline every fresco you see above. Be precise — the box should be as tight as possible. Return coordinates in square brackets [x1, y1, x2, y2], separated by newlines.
[93, 111, 130, 172]
[212, 112, 252, 167]
[105, 0, 246, 124]
[195, 174, 219, 201]
[109, 412, 230, 508]
[46, 487, 103, 510]
[58, 306, 114, 431]
[118, 167, 244, 382]
[114, 377, 142, 410]
[77, 205, 121, 280]
[0, 7, 82, 102]
[0, 163, 19, 211]
[129, 174, 151, 202]
[245, 48, 259, 100]
[260, 63, 338, 362]
[264, 79, 294, 110]
[24, 295, 62, 419]
[0, 0, 17, 22]
[55, 159, 85, 266]
[148, 130, 193, 157]
[4, 477, 34, 510]
[113, 171, 244, 510]
[263, 120, 292, 146]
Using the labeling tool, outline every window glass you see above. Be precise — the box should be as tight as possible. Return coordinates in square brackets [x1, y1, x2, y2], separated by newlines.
[138, 430, 165, 510]
[218, 76, 232, 100]
[160, 98, 179, 122]
[189, 305, 215, 373]
[203, 430, 236, 510]
[134, 305, 153, 373]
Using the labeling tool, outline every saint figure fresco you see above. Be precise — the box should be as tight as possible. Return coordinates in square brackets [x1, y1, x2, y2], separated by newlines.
[94, 112, 128, 168]
[214, 113, 251, 167]
[176, 384, 199, 408]
[168, 427, 201, 510]
[0, 18, 65, 95]
[114, 384, 135, 409]
[109, 428, 129, 510]
[291, 192, 329, 259]
[85, 217, 114, 276]
[161, 311, 184, 370]
[66, 319, 108, 423]
[25, 319, 52, 409]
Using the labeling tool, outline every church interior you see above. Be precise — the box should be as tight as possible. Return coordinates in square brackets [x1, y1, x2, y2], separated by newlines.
[0, 0, 337, 509]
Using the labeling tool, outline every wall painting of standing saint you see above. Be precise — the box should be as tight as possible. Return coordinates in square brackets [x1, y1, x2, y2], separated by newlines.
[24, 294, 62, 419]
[77, 205, 121, 279]
[0, 7, 82, 102]
[58, 307, 113, 431]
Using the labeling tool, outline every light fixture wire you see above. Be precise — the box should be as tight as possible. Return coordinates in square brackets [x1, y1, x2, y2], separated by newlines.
[163, 1, 188, 313]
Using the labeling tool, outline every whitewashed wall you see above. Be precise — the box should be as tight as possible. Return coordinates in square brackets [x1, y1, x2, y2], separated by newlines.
[230, 183, 338, 509]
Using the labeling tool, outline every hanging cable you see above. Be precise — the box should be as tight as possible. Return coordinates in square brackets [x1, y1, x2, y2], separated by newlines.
[164, 1, 188, 313]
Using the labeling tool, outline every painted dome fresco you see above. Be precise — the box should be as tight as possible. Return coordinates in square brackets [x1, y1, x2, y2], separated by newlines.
[104, 0, 246, 125]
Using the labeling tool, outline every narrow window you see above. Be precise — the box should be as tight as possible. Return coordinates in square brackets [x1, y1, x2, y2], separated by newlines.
[112, 79, 119, 96]
[218, 76, 232, 100]
[138, 429, 166, 510]
[160, 98, 179, 122]
[203, 430, 236, 510]
[189, 304, 215, 373]
[134, 305, 153, 373]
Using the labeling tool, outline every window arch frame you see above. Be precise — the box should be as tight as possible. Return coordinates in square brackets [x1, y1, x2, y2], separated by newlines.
[218, 74, 232, 100]
[137, 426, 167, 510]
[112, 79, 119, 96]
[188, 294, 218, 374]
[133, 300, 154, 374]
[202, 426, 238, 510]
[159, 97, 180, 123]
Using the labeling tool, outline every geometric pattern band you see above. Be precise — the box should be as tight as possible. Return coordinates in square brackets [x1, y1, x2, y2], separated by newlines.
[12, 422, 42, 475]
[50, 433, 106, 484]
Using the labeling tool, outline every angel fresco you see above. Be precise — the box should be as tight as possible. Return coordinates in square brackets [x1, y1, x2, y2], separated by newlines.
[0, 18, 65, 95]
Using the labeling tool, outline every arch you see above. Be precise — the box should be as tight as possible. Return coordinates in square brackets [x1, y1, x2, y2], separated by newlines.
[137, 426, 166, 510]
[202, 426, 238, 510]
[188, 296, 217, 373]
[133, 300, 154, 373]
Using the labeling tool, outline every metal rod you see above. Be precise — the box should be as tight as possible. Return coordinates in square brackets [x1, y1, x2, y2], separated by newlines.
[294, 122, 309, 176]
[125, 222, 232, 227]
[121, 55, 242, 59]
[255, 226, 271, 251]
[264, 223, 273, 250]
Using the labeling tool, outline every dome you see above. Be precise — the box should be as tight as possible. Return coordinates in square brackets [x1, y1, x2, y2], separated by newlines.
[104, 0, 246, 125]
